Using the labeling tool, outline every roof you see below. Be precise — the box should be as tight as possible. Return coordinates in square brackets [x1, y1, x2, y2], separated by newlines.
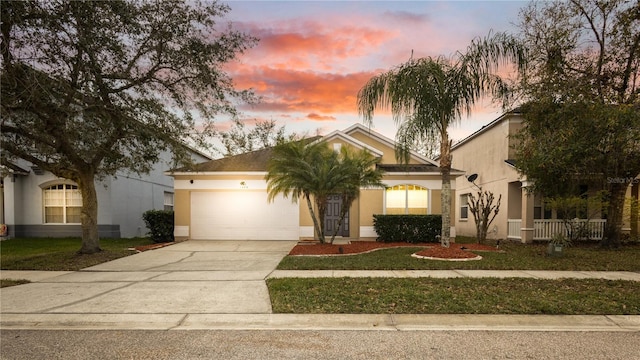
[171, 137, 322, 173]
[172, 146, 275, 172]
[378, 164, 464, 174]
[0, 159, 30, 176]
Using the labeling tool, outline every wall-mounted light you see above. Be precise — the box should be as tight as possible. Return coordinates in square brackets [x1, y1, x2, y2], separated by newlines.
[189, 179, 194, 184]
[240, 181, 248, 189]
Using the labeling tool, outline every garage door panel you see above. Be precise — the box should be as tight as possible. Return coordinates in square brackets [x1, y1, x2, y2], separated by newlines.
[190, 191, 299, 240]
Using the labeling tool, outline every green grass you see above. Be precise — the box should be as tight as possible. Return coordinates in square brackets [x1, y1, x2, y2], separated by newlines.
[0, 237, 154, 271]
[277, 241, 640, 271]
[268, 277, 640, 314]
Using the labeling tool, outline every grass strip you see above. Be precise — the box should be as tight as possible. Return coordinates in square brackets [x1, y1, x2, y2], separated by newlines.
[268, 277, 640, 315]
[277, 243, 640, 271]
[0, 237, 154, 271]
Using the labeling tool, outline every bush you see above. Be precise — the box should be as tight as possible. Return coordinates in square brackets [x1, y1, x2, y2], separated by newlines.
[373, 214, 442, 243]
[142, 210, 174, 243]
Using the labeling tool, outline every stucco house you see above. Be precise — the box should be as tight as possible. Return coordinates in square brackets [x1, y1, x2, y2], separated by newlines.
[1, 149, 211, 239]
[450, 110, 640, 242]
[169, 123, 463, 241]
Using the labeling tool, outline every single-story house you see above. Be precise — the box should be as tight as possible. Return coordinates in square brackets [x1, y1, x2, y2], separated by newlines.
[450, 110, 640, 242]
[1, 149, 211, 239]
[168, 124, 463, 241]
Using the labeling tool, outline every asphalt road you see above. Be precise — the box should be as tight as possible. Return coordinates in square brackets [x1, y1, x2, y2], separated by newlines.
[2, 330, 639, 360]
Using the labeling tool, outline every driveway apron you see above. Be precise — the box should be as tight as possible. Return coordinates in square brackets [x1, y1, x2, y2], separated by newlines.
[1, 240, 297, 317]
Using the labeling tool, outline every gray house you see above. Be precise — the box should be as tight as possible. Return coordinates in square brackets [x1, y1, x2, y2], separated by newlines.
[1, 149, 211, 239]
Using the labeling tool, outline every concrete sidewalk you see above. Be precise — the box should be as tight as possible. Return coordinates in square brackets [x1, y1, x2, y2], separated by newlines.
[2, 240, 639, 331]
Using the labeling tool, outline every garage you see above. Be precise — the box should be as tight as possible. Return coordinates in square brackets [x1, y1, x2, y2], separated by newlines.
[190, 191, 299, 240]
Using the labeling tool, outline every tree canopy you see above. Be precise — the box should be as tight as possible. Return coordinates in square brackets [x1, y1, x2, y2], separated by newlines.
[357, 32, 526, 247]
[513, 0, 640, 246]
[266, 140, 384, 244]
[215, 119, 298, 157]
[0, 0, 256, 253]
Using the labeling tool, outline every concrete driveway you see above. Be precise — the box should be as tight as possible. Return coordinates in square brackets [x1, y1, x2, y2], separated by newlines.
[1, 240, 297, 327]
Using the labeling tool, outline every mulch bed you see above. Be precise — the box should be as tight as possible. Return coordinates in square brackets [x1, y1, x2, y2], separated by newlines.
[289, 241, 501, 259]
[131, 242, 176, 252]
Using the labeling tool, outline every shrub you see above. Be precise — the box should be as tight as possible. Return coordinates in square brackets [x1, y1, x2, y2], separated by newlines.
[373, 215, 442, 243]
[142, 210, 174, 243]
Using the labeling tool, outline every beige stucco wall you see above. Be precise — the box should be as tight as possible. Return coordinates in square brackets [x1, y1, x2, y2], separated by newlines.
[451, 114, 524, 240]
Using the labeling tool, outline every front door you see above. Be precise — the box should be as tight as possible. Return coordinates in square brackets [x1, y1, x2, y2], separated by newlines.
[325, 194, 349, 237]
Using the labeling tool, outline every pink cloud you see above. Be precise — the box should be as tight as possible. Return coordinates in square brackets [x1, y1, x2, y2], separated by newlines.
[306, 113, 336, 121]
[234, 67, 379, 114]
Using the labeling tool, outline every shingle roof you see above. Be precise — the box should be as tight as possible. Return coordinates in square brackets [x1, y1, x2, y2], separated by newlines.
[377, 164, 462, 173]
[174, 146, 275, 172]
[173, 137, 322, 173]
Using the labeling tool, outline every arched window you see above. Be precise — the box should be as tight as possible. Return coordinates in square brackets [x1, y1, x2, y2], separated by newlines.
[385, 184, 428, 214]
[43, 184, 82, 223]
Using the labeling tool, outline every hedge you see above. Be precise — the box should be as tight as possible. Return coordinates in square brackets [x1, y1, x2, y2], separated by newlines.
[372, 214, 442, 243]
[142, 210, 174, 243]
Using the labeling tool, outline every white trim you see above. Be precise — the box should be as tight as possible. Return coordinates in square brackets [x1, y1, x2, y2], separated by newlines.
[315, 130, 384, 157]
[175, 179, 269, 190]
[174, 225, 189, 237]
[343, 124, 440, 166]
[167, 171, 267, 176]
[359, 226, 377, 237]
[299, 226, 314, 237]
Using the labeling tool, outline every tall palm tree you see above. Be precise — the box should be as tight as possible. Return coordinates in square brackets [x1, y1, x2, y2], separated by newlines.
[357, 32, 526, 247]
[329, 146, 385, 244]
[266, 139, 347, 243]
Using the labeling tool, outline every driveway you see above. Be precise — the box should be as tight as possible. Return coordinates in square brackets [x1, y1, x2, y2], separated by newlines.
[1, 240, 297, 328]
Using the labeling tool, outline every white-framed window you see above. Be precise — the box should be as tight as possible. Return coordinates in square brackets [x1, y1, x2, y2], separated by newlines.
[385, 184, 428, 214]
[460, 194, 469, 220]
[43, 184, 82, 224]
[164, 192, 174, 211]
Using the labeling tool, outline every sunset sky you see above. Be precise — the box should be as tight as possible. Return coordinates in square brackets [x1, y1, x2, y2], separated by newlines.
[221, 0, 528, 145]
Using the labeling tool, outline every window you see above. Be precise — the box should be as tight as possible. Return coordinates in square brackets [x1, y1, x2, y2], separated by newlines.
[385, 184, 428, 214]
[460, 194, 469, 220]
[164, 192, 174, 211]
[43, 184, 82, 223]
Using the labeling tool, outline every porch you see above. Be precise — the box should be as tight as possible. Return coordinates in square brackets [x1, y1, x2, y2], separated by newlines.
[507, 219, 606, 241]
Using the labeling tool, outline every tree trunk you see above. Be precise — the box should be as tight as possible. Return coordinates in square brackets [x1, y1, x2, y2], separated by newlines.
[439, 134, 452, 248]
[315, 197, 327, 244]
[76, 171, 101, 254]
[305, 194, 324, 243]
[602, 182, 627, 248]
[330, 195, 353, 244]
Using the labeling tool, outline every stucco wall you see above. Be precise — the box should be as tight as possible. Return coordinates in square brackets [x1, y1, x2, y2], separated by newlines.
[451, 114, 524, 240]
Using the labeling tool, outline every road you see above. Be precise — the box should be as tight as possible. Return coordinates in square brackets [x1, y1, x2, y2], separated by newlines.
[2, 330, 639, 360]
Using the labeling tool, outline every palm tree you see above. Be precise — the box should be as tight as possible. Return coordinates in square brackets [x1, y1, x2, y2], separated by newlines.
[357, 32, 526, 247]
[266, 139, 347, 243]
[329, 146, 385, 244]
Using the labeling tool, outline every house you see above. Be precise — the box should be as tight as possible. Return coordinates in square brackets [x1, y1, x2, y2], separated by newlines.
[168, 124, 463, 241]
[0, 149, 211, 239]
[450, 110, 640, 242]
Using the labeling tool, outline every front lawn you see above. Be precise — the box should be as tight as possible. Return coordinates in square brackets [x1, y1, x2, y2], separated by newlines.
[268, 277, 640, 314]
[277, 241, 640, 271]
[0, 237, 154, 271]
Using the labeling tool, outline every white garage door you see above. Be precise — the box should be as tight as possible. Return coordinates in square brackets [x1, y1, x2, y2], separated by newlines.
[190, 191, 299, 240]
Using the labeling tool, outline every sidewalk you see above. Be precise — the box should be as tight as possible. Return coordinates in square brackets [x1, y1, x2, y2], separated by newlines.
[2, 239, 639, 332]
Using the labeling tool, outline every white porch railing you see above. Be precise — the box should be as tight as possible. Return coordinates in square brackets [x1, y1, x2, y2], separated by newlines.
[507, 219, 606, 241]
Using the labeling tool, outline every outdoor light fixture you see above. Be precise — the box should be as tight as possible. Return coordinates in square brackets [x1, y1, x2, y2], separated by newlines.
[190, 179, 194, 184]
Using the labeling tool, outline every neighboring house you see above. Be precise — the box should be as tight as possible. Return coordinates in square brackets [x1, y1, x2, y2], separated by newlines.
[450, 110, 640, 242]
[168, 123, 463, 241]
[0, 149, 211, 239]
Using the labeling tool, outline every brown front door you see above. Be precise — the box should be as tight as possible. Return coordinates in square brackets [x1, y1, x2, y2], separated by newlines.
[325, 194, 349, 237]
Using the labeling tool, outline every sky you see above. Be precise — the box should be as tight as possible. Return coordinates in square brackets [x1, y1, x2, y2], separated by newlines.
[219, 0, 528, 144]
